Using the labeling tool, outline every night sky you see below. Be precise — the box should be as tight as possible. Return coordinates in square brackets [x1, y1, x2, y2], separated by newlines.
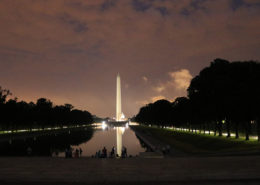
[0, 0, 260, 118]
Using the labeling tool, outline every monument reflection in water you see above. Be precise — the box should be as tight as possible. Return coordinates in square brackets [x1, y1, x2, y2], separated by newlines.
[104, 122, 127, 157]
[113, 73, 128, 157]
[98, 121, 144, 157]
[117, 127, 123, 156]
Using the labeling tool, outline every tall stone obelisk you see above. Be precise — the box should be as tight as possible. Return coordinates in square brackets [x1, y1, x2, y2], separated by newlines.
[116, 73, 123, 156]
[116, 73, 122, 121]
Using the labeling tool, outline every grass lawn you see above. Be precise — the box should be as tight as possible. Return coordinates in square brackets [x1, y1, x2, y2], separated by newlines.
[132, 125, 260, 155]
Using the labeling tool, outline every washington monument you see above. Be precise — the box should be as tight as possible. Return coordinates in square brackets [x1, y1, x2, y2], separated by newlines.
[116, 73, 122, 121]
[116, 73, 124, 156]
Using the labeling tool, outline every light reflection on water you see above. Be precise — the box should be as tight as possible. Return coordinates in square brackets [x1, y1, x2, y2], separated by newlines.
[0, 123, 145, 157]
[60, 124, 146, 157]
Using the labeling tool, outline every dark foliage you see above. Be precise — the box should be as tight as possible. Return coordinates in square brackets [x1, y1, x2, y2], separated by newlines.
[135, 59, 260, 141]
[0, 89, 93, 131]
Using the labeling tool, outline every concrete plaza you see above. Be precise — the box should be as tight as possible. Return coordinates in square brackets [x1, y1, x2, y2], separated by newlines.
[0, 156, 260, 185]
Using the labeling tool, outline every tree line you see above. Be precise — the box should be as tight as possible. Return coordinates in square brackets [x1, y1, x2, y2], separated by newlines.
[135, 59, 260, 141]
[0, 88, 93, 131]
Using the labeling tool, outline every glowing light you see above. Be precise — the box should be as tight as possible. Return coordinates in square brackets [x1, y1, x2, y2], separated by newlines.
[121, 112, 125, 120]
[250, 136, 258, 140]
[102, 122, 107, 130]
[120, 127, 125, 134]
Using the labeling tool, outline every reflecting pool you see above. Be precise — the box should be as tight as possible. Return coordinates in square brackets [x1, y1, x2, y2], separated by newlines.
[60, 122, 145, 157]
[0, 123, 146, 157]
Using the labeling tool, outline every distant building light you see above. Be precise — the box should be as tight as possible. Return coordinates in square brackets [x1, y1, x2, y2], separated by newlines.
[102, 122, 107, 130]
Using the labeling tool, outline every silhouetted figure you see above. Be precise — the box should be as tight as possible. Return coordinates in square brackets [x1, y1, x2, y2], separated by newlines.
[79, 148, 83, 157]
[110, 146, 115, 158]
[27, 147, 32, 156]
[66, 146, 73, 158]
[75, 148, 79, 158]
[97, 150, 101, 158]
[166, 145, 171, 154]
[162, 146, 166, 155]
[55, 150, 59, 157]
[121, 146, 127, 158]
[102, 147, 107, 158]
[65, 148, 69, 158]
[124, 147, 127, 157]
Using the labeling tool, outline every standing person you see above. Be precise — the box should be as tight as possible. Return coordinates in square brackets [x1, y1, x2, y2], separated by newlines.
[166, 145, 171, 154]
[75, 149, 79, 158]
[65, 148, 69, 158]
[121, 148, 124, 158]
[27, 146, 32, 156]
[55, 150, 59, 157]
[121, 146, 127, 158]
[102, 147, 107, 158]
[162, 146, 166, 155]
[97, 150, 101, 158]
[124, 147, 127, 157]
[79, 148, 83, 157]
[110, 146, 115, 158]
[69, 147, 73, 158]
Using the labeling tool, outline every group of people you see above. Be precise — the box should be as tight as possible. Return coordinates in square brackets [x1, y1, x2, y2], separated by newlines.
[94, 146, 109, 158]
[64, 146, 130, 158]
[161, 145, 171, 155]
[94, 146, 128, 158]
[65, 146, 83, 158]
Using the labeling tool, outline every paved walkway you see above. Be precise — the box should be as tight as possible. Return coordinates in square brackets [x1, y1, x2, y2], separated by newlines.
[1, 156, 260, 185]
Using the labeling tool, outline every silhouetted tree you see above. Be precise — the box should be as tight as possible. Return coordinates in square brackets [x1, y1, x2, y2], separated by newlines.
[0, 88, 93, 131]
[135, 58, 260, 141]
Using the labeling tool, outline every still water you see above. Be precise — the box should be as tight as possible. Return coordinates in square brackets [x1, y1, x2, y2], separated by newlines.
[0, 123, 146, 157]
[62, 123, 145, 157]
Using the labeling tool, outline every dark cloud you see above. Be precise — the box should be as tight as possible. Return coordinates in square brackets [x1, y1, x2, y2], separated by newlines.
[59, 13, 88, 33]
[190, 0, 207, 9]
[100, 0, 117, 11]
[155, 6, 169, 16]
[231, 0, 246, 10]
[180, 8, 191, 16]
[132, 0, 152, 12]
[231, 0, 260, 10]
